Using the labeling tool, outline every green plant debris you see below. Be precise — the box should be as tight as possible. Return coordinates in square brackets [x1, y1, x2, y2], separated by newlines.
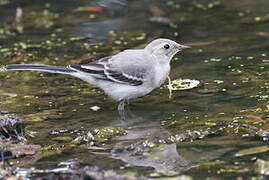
[235, 146, 269, 157]
[0, 27, 16, 39]
[192, 1, 222, 10]
[0, 90, 17, 97]
[167, 76, 201, 98]
[217, 167, 249, 174]
[254, 16, 269, 23]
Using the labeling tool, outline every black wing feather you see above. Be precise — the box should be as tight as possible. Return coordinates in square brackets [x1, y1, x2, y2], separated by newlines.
[69, 56, 145, 86]
[105, 69, 143, 85]
[69, 64, 104, 75]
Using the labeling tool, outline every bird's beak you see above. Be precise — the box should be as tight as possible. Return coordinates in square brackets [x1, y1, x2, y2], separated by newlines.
[176, 44, 192, 50]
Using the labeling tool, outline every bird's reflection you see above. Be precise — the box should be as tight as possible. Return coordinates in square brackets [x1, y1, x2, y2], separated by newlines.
[106, 109, 197, 176]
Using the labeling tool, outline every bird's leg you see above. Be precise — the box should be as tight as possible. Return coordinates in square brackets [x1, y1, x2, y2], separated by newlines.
[118, 100, 126, 111]
[118, 100, 128, 120]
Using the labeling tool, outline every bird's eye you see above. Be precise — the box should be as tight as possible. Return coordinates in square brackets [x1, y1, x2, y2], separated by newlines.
[164, 44, 170, 49]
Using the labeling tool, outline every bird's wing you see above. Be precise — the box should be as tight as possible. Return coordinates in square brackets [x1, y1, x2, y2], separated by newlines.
[69, 50, 150, 86]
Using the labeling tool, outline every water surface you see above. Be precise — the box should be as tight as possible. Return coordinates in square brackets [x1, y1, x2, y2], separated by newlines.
[0, 0, 269, 179]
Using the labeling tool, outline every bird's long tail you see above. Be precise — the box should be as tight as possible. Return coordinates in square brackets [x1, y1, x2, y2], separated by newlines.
[3, 64, 76, 74]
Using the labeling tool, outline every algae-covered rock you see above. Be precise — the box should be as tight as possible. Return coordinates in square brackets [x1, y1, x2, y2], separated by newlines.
[94, 127, 126, 143]
[72, 126, 126, 146]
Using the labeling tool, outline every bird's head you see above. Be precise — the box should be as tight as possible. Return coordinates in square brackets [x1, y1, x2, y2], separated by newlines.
[145, 38, 191, 63]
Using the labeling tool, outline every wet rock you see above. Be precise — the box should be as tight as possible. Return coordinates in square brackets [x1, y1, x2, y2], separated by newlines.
[94, 127, 126, 143]
[0, 115, 41, 162]
[0, 115, 24, 140]
[72, 130, 96, 146]
[0, 167, 14, 179]
[167, 129, 222, 143]
[58, 159, 80, 168]
[73, 127, 126, 146]
[0, 147, 12, 160]
[2, 160, 146, 180]
[2, 143, 41, 158]
[49, 129, 69, 135]
[255, 159, 269, 175]
[211, 121, 269, 140]
[0, 143, 41, 162]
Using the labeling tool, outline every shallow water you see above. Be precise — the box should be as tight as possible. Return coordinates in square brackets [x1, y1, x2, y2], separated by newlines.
[0, 0, 269, 179]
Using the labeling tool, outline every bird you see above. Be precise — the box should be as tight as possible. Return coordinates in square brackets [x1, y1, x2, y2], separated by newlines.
[3, 38, 191, 112]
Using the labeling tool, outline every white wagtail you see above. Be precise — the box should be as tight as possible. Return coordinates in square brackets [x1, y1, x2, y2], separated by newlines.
[3, 38, 191, 111]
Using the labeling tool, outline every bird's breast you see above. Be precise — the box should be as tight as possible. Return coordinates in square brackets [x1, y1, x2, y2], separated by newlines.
[152, 63, 170, 88]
